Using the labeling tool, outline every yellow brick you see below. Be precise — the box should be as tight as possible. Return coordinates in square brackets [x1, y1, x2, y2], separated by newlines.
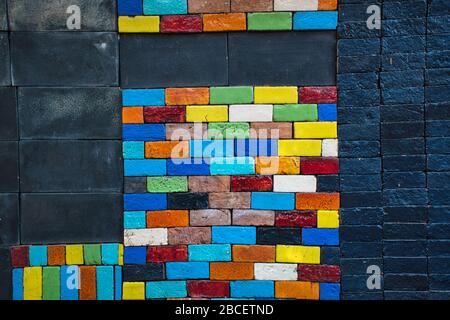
[123, 282, 145, 300]
[24, 267, 42, 300]
[276, 245, 320, 264]
[186, 105, 228, 122]
[278, 140, 322, 156]
[318, 210, 340, 228]
[254, 86, 298, 104]
[118, 244, 124, 266]
[66, 245, 84, 265]
[119, 16, 160, 33]
[294, 122, 337, 139]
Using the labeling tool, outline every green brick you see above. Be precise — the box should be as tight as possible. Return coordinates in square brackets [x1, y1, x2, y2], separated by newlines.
[43, 267, 60, 300]
[84, 244, 101, 265]
[274, 104, 318, 122]
[147, 176, 188, 193]
[208, 123, 250, 139]
[210, 86, 254, 104]
[248, 12, 292, 31]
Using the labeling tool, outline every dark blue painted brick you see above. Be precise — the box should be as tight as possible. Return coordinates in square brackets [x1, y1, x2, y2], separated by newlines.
[340, 141, 380, 158]
[340, 225, 382, 242]
[384, 257, 428, 274]
[340, 208, 383, 225]
[338, 55, 380, 73]
[341, 192, 383, 208]
[428, 35, 450, 51]
[338, 21, 381, 39]
[426, 51, 450, 69]
[384, 240, 427, 257]
[320, 247, 340, 265]
[339, 89, 380, 107]
[428, 0, 450, 16]
[340, 175, 381, 191]
[341, 242, 382, 259]
[426, 68, 450, 86]
[338, 107, 380, 125]
[337, 73, 378, 90]
[381, 104, 423, 122]
[338, 38, 380, 56]
[342, 275, 383, 293]
[428, 155, 450, 171]
[427, 15, 450, 34]
[380, 70, 424, 89]
[426, 86, 450, 103]
[342, 292, 383, 300]
[381, 122, 424, 139]
[429, 206, 450, 223]
[427, 137, 450, 154]
[382, 138, 425, 155]
[339, 124, 379, 141]
[118, 0, 142, 16]
[426, 102, 450, 120]
[383, 172, 426, 189]
[383, 1, 427, 19]
[429, 257, 450, 274]
[383, 223, 427, 240]
[316, 175, 339, 192]
[384, 206, 427, 223]
[382, 87, 424, 105]
[383, 155, 426, 172]
[428, 173, 450, 190]
[383, 189, 428, 206]
[340, 258, 383, 275]
[382, 53, 425, 71]
[384, 291, 429, 300]
[429, 240, 450, 256]
[340, 158, 381, 175]
[430, 189, 450, 206]
[339, 2, 382, 22]
[383, 18, 426, 37]
[382, 36, 425, 54]
[427, 120, 450, 137]
[430, 275, 450, 291]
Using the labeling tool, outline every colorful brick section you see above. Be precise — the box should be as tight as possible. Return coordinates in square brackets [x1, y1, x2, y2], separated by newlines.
[10, 244, 123, 300]
[118, 0, 338, 32]
[122, 85, 340, 300]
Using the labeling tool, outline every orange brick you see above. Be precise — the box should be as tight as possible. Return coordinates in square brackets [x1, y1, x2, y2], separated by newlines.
[296, 193, 340, 210]
[145, 141, 189, 158]
[256, 157, 300, 175]
[147, 210, 189, 228]
[210, 262, 254, 280]
[122, 107, 144, 124]
[203, 13, 247, 31]
[275, 281, 319, 300]
[79, 266, 96, 300]
[233, 245, 275, 262]
[47, 246, 65, 266]
[318, 0, 338, 10]
[165, 88, 209, 105]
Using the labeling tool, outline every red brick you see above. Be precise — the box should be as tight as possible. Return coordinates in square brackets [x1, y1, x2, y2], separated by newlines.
[298, 265, 341, 282]
[275, 211, 317, 227]
[147, 245, 188, 262]
[301, 157, 339, 175]
[144, 106, 186, 123]
[299, 86, 337, 104]
[231, 176, 273, 192]
[188, 281, 230, 298]
[11, 246, 29, 268]
[161, 15, 203, 33]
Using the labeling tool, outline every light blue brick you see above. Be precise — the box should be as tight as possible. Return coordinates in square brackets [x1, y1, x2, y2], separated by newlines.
[231, 281, 275, 298]
[251, 192, 295, 210]
[123, 141, 144, 159]
[124, 194, 167, 211]
[122, 124, 165, 141]
[302, 228, 339, 246]
[188, 244, 231, 262]
[293, 11, 338, 30]
[143, 0, 187, 15]
[210, 157, 255, 175]
[101, 244, 119, 265]
[29, 246, 47, 266]
[190, 140, 234, 158]
[115, 266, 122, 300]
[212, 227, 256, 244]
[124, 211, 147, 229]
[320, 283, 340, 300]
[61, 266, 79, 300]
[122, 89, 165, 106]
[96, 266, 114, 300]
[146, 281, 187, 299]
[166, 262, 209, 279]
[124, 159, 166, 176]
[12, 268, 23, 300]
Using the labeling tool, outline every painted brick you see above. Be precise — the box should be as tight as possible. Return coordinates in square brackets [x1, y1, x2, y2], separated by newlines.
[274, 0, 318, 11]
[251, 122, 293, 139]
[61, 266, 78, 300]
[146, 281, 187, 299]
[166, 123, 207, 140]
[298, 265, 340, 282]
[167, 262, 209, 279]
[319, 0, 337, 10]
[251, 192, 295, 210]
[166, 88, 209, 105]
[145, 141, 189, 159]
[123, 282, 145, 300]
[209, 192, 251, 209]
[293, 11, 338, 30]
[255, 87, 298, 104]
[186, 105, 228, 122]
[208, 123, 250, 139]
[189, 176, 231, 193]
[124, 247, 147, 265]
[273, 104, 318, 122]
[231, 176, 272, 192]
[190, 140, 234, 157]
[148, 177, 188, 193]
[118, 0, 143, 15]
[24, 267, 42, 300]
[296, 193, 340, 210]
[66, 245, 84, 265]
[317, 210, 339, 228]
[276, 245, 320, 264]
[123, 124, 165, 141]
[188, 244, 231, 261]
[212, 226, 256, 244]
[275, 211, 317, 228]
[79, 266, 96, 300]
[233, 245, 276, 262]
[273, 175, 317, 192]
[84, 244, 101, 265]
[210, 157, 255, 175]
[119, 16, 160, 33]
[203, 13, 247, 31]
[43, 267, 60, 301]
[235, 139, 278, 157]
[231, 0, 273, 12]
[318, 104, 337, 121]
[248, 13, 293, 31]
[302, 228, 339, 246]
[320, 283, 340, 300]
[300, 87, 337, 104]
[144, 106, 186, 123]
[294, 122, 337, 138]
[188, 0, 230, 13]
[102, 244, 120, 265]
[231, 280, 274, 298]
[257, 227, 301, 245]
[190, 209, 231, 226]
[167, 193, 209, 210]
[123, 142, 145, 159]
[256, 157, 300, 175]
[147, 210, 189, 228]
[278, 140, 322, 156]
[48, 246, 65, 266]
[115, 266, 122, 300]
[168, 159, 210, 176]
[275, 281, 319, 300]
[255, 263, 297, 281]
[161, 15, 203, 32]
[188, 281, 229, 298]
[123, 89, 165, 106]
[144, 0, 187, 15]
[29, 246, 47, 267]
[124, 194, 167, 211]
[229, 105, 273, 122]
[210, 262, 254, 280]
[96, 266, 114, 300]
[210, 87, 253, 105]
[147, 245, 188, 263]
[168, 227, 211, 245]
[124, 211, 147, 229]
[123, 107, 144, 124]
[233, 210, 275, 226]
[12, 269, 23, 300]
[123, 264, 164, 282]
[301, 157, 339, 175]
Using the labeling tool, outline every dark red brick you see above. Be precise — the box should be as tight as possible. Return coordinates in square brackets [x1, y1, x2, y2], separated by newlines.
[275, 211, 316, 228]
[10, 246, 29, 268]
[299, 86, 337, 104]
[188, 281, 230, 298]
[144, 106, 186, 123]
[147, 245, 188, 263]
[231, 176, 273, 192]
[161, 15, 203, 33]
[298, 265, 340, 282]
[301, 158, 339, 175]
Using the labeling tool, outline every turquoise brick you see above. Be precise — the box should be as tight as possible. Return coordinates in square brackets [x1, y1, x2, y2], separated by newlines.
[123, 141, 144, 159]
[251, 192, 295, 210]
[190, 140, 234, 158]
[101, 244, 120, 265]
[188, 244, 231, 262]
[124, 211, 147, 229]
[29, 246, 47, 266]
[293, 11, 338, 30]
[144, 0, 187, 15]
[146, 281, 187, 299]
[96, 266, 114, 300]
[124, 159, 166, 176]
[212, 227, 256, 244]
[231, 281, 274, 298]
[12, 268, 23, 300]
[115, 266, 122, 300]
[122, 89, 165, 106]
[166, 262, 209, 279]
[61, 266, 79, 300]
[210, 157, 255, 175]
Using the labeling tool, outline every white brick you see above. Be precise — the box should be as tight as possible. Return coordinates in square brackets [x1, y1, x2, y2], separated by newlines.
[124, 228, 168, 246]
[229, 105, 273, 122]
[254, 263, 298, 280]
[274, 0, 319, 11]
[322, 139, 338, 157]
[273, 175, 317, 192]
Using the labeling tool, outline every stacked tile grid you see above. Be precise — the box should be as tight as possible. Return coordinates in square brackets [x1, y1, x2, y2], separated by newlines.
[118, 0, 338, 32]
[121, 86, 341, 300]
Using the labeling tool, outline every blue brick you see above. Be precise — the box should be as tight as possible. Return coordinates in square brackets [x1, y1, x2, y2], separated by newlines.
[96, 266, 114, 300]
[123, 141, 144, 159]
[251, 192, 295, 210]
[381, 104, 423, 122]
[427, 120, 450, 137]
[188, 244, 231, 262]
[384, 240, 427, 257]
[339, 124, 380, 141]
[426, 86, 450, 103]
[427, 51, 450, 69]
[338, 21, 381, 39]
[383, 189, 428, 206]
[230, 281, 274, 298]
[122, 124, 165, 141]
[124, 159, 166, 176]
[428, 15, 450, 34]
[210, 157, 255, 175]
[212, 226, 256, 244]
[102, 244, 119, 265]
[146, 281, 187, 299]
[341, 258, 383, 275]
[166, 262, 209, 279]
[143, 0, 187, 15]
[340, 158, 381, 175]
[190, 140, 234, 158]
[320, 283, 340, 300]
[302, 228, 339, 246]
[340, 174, 381, 191]
[293, 11, 338, 30]
[338, 39, 380, 56]
[124, 211, 147, 229]
[382, 36, 425, 54]
[29, 246, 47, 266]
[383, 155, 426, 172]
[338, 73, 378, 90]
[382, 53, 425, 71]
[115, 266, 122, 300]
[428, 173, 450, 190]
[384, 223, 427, 240]
[383, 1, 426, 19]
[382, 87, 424, 105]
[118, 0, 143, 15]
[430, 189, 450, 206]
[428, 35, 449, 51]
[341, 242, 382, 259]
[383, 172, 426, 189]
[383, 18, 426, 37]
[122, 89, 165, 106]
[61, 266, 79, 300]
[339, 55, 380, 73]
[341, 191, 383, 208]
[124, 194, 167, 211]
[426, 68, 450, 86]
[340, 225, 382, 242]
[12, 268, 23, 300]
[339, 89, 380, 107]
[384, 207, 427, 223]
[167, 158, 210, 176]
[124, 247, 146, 265]
[318, 104, 337, 121]
[341, 208, 383, 226]
[380, 70, 424, 88]
[235, 139, 278, 157]
[382, 138, 425, 155]
[428, 155, 450, 171]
